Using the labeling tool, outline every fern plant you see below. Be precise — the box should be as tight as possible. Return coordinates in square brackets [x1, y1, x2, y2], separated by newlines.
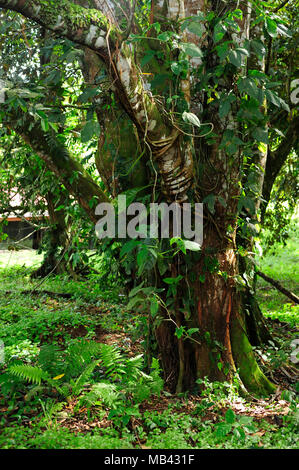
[6, 339, 164, 425]
[78, 345, 164, 426]
[7, 339, 103, 398]
[8, 364, 46, 385]
[99, 343, 126, 380]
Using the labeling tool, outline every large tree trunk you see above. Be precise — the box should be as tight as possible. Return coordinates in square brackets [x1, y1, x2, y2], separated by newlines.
[156, 227, 275, 396]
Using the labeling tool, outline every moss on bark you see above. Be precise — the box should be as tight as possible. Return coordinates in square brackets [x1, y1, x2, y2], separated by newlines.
[231, 311, 276, 396]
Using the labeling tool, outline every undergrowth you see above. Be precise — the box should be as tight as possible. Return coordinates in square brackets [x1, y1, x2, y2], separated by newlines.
[0, 231, 298, 449]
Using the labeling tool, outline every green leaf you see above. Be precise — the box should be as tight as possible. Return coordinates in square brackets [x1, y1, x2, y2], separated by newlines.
[203, 194, 216, 214]
[182, 111, 201, 128]
[171, 62, 186, 76]
[163, 275, 184, 285]
[266, 18, 277, 38]
[238, 98, 264, 121]
[157, 31, 171, 41]
[243, 424, 256, 434]
[219, 100, 231, 118]
[41, 119, 49, 132]
[137, 246, 157, 276]
[265, 89, 282, 107]
[250, 39, 266, 57]
[225, 408, 236, 424]
[129, 282, 145, 298]
[187, 21, 204, 37]
[238, 77, 264, 104]
[81, 120, 101, 143]
[238, 195, 256, 215]
[175, 326, 185, 339]
[150, 298, 159, 316]
[252, 127, 268, 144]
[236, 47, 250, 57]
[276, 23, 292, 37]
[219, 129, 244, 156]
[214, 22, 227, 43]
[153, 22, 161, 34]
[77, 87, 99, 103]
[215, 42, 230, 60]
[187, 328, 199, 336]
[233, 427, 245, 439]
[231, 9, 243, 20]
[216, 423, 232, 437]
[170, 237, 186, 254]
[228, 50, 242, 68]
[120, 239, 140, 257]
[181, 42, 203, 58]
[239, 416, 253, 425]
[219, 93, 236, 118]
[141, 50, 156, 67]
[183, 240, 201, 252]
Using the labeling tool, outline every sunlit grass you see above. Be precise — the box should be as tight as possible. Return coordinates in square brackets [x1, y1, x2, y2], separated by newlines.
[0, 249, 43, 269]
[256, 222, 299, 324]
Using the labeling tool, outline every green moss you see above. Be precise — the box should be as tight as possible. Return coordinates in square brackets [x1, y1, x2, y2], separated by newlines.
[231, 313, 276, 396]
[38, 0, 107, 27]
[27, 0, 117, 41]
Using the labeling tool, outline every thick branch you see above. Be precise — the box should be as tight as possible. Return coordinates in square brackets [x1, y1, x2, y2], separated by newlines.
[0, 0, 118, 57]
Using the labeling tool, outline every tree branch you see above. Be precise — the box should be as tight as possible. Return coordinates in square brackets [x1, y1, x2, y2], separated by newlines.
[0, 0, 118, 57]
[257, 270, 299, 305]
[274, 0, 291, 12]
[0, 0, 195, 201]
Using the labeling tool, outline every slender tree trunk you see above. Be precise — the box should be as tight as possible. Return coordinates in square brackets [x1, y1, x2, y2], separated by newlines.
[31, 193, 69, 278]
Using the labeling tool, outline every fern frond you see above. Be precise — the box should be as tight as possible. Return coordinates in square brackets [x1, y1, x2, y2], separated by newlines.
[72, 360, 99, 395]
[124, 354, 144, 382]
[99, 344, 125, 380]
[65, 340, 101, 377]
[38, 344, 63, 375]
[85, 382, 121, 408]
[8, 365, 46, 385]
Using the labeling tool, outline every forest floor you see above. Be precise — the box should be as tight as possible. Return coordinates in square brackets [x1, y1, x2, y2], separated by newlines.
[0, 229, 298, 449]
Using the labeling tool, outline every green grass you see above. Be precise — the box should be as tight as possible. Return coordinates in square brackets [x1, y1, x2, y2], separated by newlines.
[0, 249, 43, 269]
[257, 223, 299, 326]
